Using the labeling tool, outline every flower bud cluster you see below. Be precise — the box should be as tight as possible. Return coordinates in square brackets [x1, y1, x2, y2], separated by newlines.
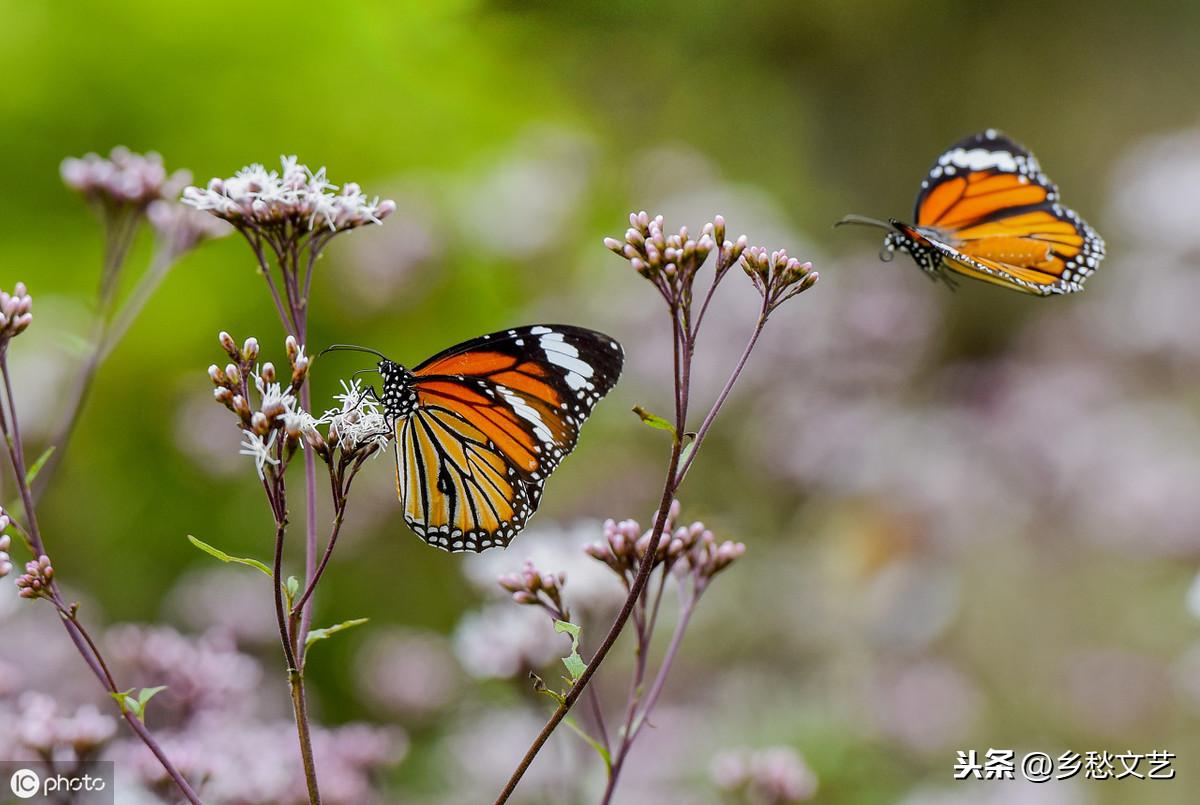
[182, 156, 396, 234]
[585, 500, 683, 582]
[585, 500, 746, 588]
[605, 212, 747, 297]
[61, 147, 191, 209]
[740, 246, 819, 311]
[0, 533, 12, 579]
[209, 332, 312, 479]
[15, 554, 54, 600]
[498, 560, 569, 619]
[0, 282, 33, 345]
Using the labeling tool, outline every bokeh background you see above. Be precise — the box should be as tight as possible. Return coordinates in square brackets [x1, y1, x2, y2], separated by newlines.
[2, 1, 1200, 803]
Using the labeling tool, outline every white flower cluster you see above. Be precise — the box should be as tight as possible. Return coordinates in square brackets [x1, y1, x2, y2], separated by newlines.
[60, 146, 191, 207]
[318, 379, 390, 454]
[236, 377, 389, 477]
[236, 367, 302, 479]
[182, 156, 396, 232]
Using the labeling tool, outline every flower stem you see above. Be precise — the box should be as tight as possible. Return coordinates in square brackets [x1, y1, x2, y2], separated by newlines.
[494, 420, 687, 804]
[254, 237, 324, 803]
[98, 245, 179, 362]
[598, 591, 697, 804]
[290, 671, 322, 805]
[34, 208, 143, 499]
[674, 306, 768, 484]
[0, 351, 201, 804]
[628, 589, 697, 743]
[299, 382, 319, 644]
[272, 513, 321, 805]
[498, 273, 769, 802]
[292, 502, 345, 619]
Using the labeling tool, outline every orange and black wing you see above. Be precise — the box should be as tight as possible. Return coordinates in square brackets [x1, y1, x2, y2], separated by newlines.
[395, 325, 623, 552]
[912, 130, 1104, 295]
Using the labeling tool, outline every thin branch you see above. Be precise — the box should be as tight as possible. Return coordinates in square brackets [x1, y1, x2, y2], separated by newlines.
[674, 304, 769, 484]
[628, 588, 698, 743]
[494, 422, 687, 804]
[99, 244, 180, 361]
[291, 499, 345, 618]
[0, 351, 202, 804]
[238, 228, 294, 333]
[31, 211, 141, 499]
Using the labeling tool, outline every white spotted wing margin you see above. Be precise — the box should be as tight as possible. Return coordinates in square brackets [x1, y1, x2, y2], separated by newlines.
[394, 324, 624, 553]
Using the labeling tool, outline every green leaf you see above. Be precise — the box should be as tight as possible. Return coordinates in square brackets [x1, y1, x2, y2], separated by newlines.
[110, 686, 168, 722]
[24, 446, 55, 485]
[285, 576, 300, 607]
[529, 672, 565, 705]
[137, 685, 167, 707]
[564, 714, 612, 771]
[109, 689, 134, 713]
[554, 619, 587, 683]
[679, 434, 696, 465]
[675, 433, 697, 482]
[186, 535, 271, 577]
[305, 617, 370, 649]
[632, 405, 676, 437]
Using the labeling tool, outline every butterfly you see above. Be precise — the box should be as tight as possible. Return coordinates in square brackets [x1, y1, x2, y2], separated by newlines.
[325, 325, 623, 552]
[838, 129, 1105, 295]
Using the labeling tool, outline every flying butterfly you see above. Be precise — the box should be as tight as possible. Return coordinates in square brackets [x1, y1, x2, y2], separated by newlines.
[838, 129, 1105, 295]
[325, 325, 623, 552]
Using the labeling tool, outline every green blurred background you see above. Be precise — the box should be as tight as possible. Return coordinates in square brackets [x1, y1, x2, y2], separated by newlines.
[3, 1, 1200, 803]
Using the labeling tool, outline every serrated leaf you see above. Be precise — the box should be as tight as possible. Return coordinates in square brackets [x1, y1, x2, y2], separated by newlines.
[631, 405, 676, 437]
[305, 617, 369, 649]
[186, 535, 271, 577]
[24, 446, 55, 485]
[564, 714, 612, 771]
[554, 619, 587, 683]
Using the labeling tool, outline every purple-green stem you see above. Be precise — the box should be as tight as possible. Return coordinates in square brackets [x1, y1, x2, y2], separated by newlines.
[242, 225, 337, 805]
[495, 292, 697, 803]
[496, 276, 770, 803]
[33, 209, 144, 501]
[0, 351, 202, 804]
[600, 582, 699, 804]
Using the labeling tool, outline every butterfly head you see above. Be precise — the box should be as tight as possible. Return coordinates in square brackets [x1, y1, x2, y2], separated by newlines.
[377, 359, 418, 420]
[883, 220, 942, 273]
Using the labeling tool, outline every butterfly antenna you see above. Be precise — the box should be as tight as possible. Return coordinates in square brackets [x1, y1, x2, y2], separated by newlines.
[834, 214, 894, 231]
[319, 344, 390, 360]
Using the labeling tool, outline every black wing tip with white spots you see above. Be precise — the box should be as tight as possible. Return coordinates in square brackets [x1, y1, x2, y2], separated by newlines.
[916, 129, 1057, 221]
[946, 128, 1028, 156]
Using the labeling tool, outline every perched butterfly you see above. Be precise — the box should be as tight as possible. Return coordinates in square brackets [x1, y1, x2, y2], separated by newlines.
[838, 129, 1105, 295]
[326, 325, 623, 553]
